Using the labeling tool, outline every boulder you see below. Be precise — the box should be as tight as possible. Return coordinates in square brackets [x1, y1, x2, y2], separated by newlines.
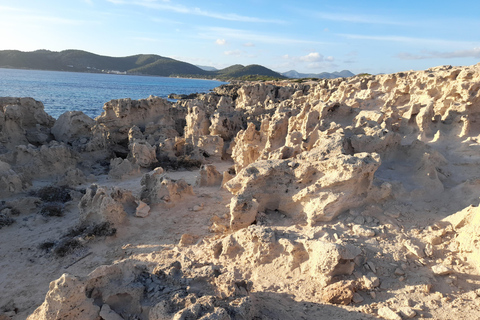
[0, 160, 23, 197]
[140, 170, 194, 205]
[78, 184, 136, 227]
[129, 141, 157, 168]
[108, 158, 140, 180]
[196, 164, 223, 187]
[0, 97, 54, 150]
[51, 111, 94, 144]
[225, 151, 381, 227]
[26, 274, 99, 320]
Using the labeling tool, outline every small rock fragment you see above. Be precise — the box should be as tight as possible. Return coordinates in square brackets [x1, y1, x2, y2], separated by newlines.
[179, 233, 198, 247]
[352, 292, 364, 304]
[366, 261, 377, 273]
[378, 306, 401, 320]
[321, 280, 356, 305]
[362, 273, 380, 290]
[424, 243, 434, 257]
[353, 225, 376, 237]
[99, 304, 124, 320]
[193, 203, 204, 212]
[135, 200, 151, 218]
[404, 240, 425, 258]
[431, 264, 453, 275]
[394, 268, 405, 276]
[399, 307, 416, 319]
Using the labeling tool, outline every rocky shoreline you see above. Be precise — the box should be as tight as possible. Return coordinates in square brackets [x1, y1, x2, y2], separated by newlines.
[1, 63, 480, 319]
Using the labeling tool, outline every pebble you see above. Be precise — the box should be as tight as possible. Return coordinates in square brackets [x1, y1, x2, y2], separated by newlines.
[353, 215, 365, 225]
[193, 203, 204, 212]
[432, 264, 453, 275]
[394, 268, 405, 276]
[424, 243, 434, 257]
[135, 200, 151, 218]
[366, 261, 377, 273]
[362, 273, 380, 290]
[399, 307, 416, 318]
[99, 304, 124, 320]
[404, 240, 425, 258]
[352, 292, 364, 303]
[353, 225, 376, 237]
[378, 306, 401, 320]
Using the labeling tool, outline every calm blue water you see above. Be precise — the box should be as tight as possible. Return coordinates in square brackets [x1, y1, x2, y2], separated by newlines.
[0, 68, 226, 119]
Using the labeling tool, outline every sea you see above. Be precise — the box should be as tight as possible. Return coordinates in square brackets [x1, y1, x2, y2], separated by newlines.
[0, 68, 226, 119]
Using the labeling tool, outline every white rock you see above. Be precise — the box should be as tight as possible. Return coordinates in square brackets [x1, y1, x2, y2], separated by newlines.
[378, 306, 401, 320]
[403, 240, 425, 258]
[399, 307, 416, 318]
[99, 304, 124, 320]
[431, 264, 453, 275]
[353, 225, 376, 237]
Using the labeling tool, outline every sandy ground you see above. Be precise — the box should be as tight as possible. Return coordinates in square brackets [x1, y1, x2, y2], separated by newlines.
[1, 152, 480, 319]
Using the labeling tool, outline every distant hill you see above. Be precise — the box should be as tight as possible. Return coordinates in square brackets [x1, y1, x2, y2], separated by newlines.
[282, 69, 355, 79]
[0, 49, 285, 80]
[196, 65, 218, 72]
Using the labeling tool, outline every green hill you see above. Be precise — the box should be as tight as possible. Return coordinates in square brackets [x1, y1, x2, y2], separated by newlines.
[0, 49, 285, 80]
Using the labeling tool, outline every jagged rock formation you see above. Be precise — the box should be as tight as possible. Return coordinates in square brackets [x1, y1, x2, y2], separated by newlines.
[2, 63, 480, 320]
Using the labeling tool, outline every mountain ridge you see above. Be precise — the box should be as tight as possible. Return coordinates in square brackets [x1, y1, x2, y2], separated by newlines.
[0, 49, 285, 80]
[281, 69, 355, 79]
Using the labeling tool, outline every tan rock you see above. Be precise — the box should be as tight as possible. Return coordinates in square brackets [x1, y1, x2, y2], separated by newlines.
[399, 307, 416, 318]
[431, 264, 453, 275]
[135, 200, 151, 218]
[320, 280, 356, 305]
[27, 274, 99, 320]
[196, 164, 223, 187]
[51, 111, 94, 144]
[378, 306, 401, 320]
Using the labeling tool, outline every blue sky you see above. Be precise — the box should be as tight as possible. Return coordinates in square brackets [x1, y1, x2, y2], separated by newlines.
[1, 0, 479, 74]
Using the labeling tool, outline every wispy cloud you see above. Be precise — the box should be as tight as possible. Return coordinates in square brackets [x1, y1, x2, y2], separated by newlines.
[200, 27, 330, 45]
[398, 48, 480, 60]
[216, 39, 227, 46]
[243, 42, 255, 47]
[108, 0, 284, 23]
[133, 37, 160, 42]
[338, 33, 476, 47]
[150, 17, 183, 24]
[224, 50, 243, 56]
[0, 5, 26, 12]
[313, 11, 408, 26]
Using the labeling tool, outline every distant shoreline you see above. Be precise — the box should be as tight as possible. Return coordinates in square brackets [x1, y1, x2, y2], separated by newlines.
[0, 66, 226, 83]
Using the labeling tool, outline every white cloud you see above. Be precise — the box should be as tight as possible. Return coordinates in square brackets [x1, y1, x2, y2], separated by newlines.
[300, 52, 324, 62]
[115, 1, 284, 23]
[325, 56, 335, 62]
[224, 50, 243, 56]
[243, 42, 255, 47]
[199, 27, 329, 46]
[338, 33, 476, 47]
[216, 39, 227, 45]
